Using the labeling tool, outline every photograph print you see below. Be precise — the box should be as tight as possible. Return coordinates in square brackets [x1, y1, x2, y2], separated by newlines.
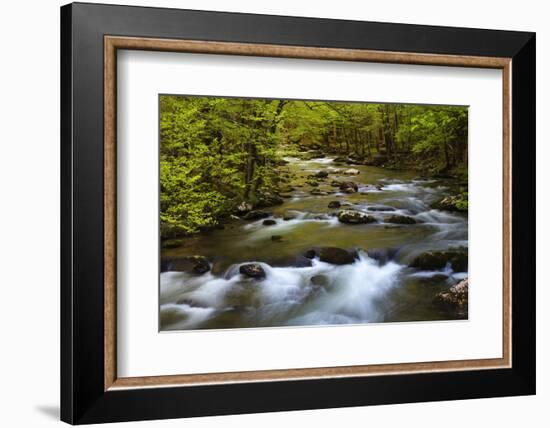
[159, 95, 469, 331]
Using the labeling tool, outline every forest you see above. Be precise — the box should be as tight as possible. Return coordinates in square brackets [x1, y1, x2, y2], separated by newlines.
[160, 95, 468, 239]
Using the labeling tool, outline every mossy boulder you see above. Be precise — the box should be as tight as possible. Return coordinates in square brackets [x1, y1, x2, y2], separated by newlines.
[343, 168, 360, 175]
[333, 156, 348, 163]
[338, 210, 376, 224]
[310, 274, 330, 287]
[386, 215, 416, 224]
[239, 263, 266, 279]
[318, 247, 357, 265]
[283, 211, 297, 221]
[431, 194, 468, 212]
[243, 210, 271, 220]
[313, 170, 329, 179]
[304, 249, 317, 259]
[311, 189, 328, 195]
[339, 181, 358, 193]
[433, 278, 468, 315]
[410, 249, 468, 272]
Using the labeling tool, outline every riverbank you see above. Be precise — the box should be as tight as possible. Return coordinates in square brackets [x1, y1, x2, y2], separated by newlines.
[160, 155, 468, 330]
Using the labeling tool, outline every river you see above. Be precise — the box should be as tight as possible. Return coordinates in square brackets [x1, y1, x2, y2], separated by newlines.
[160, 156, 468, 331]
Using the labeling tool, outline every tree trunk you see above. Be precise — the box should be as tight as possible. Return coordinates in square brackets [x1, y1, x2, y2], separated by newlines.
[443, 140, 450, 170]
[244, 142, 256, 199]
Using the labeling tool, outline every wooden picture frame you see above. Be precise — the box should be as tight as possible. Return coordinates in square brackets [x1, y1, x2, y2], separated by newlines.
[61, 2, 535, 424]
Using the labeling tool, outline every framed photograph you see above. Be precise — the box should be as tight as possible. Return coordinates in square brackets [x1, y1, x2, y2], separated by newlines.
[61, 2, 535, 424]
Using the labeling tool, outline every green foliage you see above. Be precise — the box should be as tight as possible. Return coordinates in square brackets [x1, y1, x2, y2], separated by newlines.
[455, 192, 469, 211]
[404, 105, 468, 173]
[160, 96, 285, 237]
[160, 95, 468, 238]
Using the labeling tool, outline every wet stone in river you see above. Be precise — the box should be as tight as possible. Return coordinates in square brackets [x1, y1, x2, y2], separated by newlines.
[338, 209, 376, 224]
[243, 210, 271, 220]
[343, 168, 360, 175]
[239, 263, 266, 279]
[160, 154, 469, 330]
[386, 214, 417, 224]
[318, 247, 357, 265]
[339, 181, 358, 193]
[410, 249, 468, 272]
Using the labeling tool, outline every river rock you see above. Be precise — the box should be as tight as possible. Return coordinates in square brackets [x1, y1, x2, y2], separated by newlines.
[328, 201, 341, 208]
[235, 201, 253, 215]
[333, 156, 348, 163]
[330, 180, 342, 187]
[271, 235, 283, 242]
[344, 168, 360, 175]
[339, 181, 358, 193]
[283, 211, 297, 221]
[338, 210, 376, 224]
[243, 210, 271, 220]
[386, 215, 416, 224]
[279, 193, 293, 198]
[319, 247, 357, 265]
[314, 170, 329, 179]
[304, 249, 317, 259]
[410, 249, 468, 272]
[161, 256, 211, 274]
[431, 195, 467, 212]
[262, 219, 277, 226]
[239, 263, 266, 279]
[433, 278, 468, 313]
[311, 189, 328, 195]
[310, 274, 330, 287]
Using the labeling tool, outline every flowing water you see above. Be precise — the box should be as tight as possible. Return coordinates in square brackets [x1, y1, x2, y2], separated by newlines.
[160, 156, 468, 331]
